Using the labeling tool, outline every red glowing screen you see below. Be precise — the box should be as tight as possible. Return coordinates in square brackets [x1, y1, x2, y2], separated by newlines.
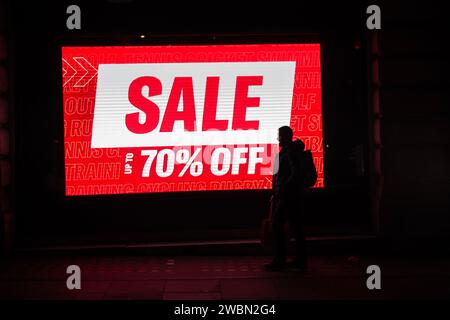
[62, 44, 323, 196]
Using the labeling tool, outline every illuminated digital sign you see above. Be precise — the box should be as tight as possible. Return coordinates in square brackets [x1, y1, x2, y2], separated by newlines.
[62, 44, 323, 195]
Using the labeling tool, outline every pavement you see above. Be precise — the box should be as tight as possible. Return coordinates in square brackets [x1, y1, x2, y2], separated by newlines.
[1, 254, 450, 300]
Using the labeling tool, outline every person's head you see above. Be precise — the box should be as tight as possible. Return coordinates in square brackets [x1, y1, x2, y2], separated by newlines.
[278, 126, 293, 147]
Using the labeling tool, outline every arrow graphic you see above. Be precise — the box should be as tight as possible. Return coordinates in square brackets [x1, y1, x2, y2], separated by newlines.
[62, 57, 98, 88]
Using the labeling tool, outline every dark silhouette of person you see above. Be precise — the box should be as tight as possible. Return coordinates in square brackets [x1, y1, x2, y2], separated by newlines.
[265, 126, 308, 271]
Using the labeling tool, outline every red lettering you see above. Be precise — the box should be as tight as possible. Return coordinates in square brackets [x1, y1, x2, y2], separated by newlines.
[232, 76, 262, 130]
[126, 76, 161, 134]
[126, 75, 265, 134]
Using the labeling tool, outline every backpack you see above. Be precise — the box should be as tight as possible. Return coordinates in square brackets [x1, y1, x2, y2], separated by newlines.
[299, 149, 317, 188]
